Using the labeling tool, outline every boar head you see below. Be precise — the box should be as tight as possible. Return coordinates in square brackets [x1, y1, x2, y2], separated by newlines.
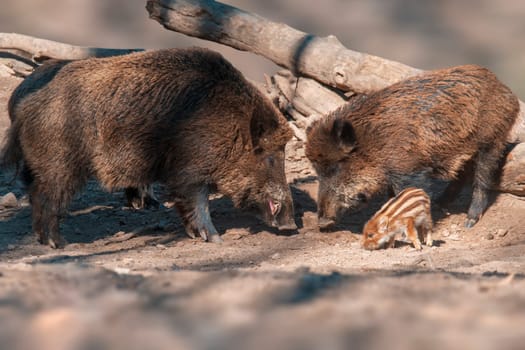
[221, 96, 297, 231]
[305, 117, 385, 229]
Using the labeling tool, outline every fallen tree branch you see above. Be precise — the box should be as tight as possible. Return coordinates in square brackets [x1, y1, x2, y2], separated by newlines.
[497, 143, 525, 196]
[146, 0, 525, 143]
[0, 33, 143, 63]
[146, 0, 422, 93]
[0, 26, 523, 194]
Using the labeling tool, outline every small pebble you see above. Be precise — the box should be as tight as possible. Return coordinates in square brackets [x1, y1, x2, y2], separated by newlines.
[156, 244, 167, 250]
[0, 192, 18, 208]
[271, 253, 281, 260]
[496, 229, 508, 237]
[485, 233, 494, 240]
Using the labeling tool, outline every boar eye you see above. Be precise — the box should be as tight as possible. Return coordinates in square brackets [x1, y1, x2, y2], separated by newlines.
[265, 155, 275, 167]
[367, 232, 375, 238]
[357, 193, 368, 203]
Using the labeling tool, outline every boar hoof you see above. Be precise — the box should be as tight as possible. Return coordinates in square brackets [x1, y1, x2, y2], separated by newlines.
[278, 222, 298, 231]
[464, 218, 478, 228]
[318, 217, 336, 230]
[48, 236, 66, 249]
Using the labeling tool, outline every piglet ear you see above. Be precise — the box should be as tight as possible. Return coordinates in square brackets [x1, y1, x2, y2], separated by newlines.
[378, 216, 389, 234]
[331, 118, 357, 154]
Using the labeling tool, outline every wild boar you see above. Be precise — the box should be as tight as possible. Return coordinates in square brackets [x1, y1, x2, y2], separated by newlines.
[1, 48, 296, 248]
[305, 64, 519, 229]
[362, 187, 433, 250]
[5, 60, 159, 211]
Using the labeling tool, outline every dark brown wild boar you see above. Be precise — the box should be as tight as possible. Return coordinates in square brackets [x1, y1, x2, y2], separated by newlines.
[305, 64, 519, 230]
[1, 48, 296, 248]
[5, 61, 159, 211]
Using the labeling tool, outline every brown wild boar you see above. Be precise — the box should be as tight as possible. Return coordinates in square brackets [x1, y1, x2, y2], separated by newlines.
[305, 65, 519, 230]
[362, 187, 433, 250]
[1, 48, 296, 248]
[6, 65, 159, 211]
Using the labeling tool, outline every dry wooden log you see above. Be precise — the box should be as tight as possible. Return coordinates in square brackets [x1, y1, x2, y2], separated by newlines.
[0, 26, 523, 194]
[146, 0, 525, 194]
[496, 143, 525, 196]
[146, 0, 525, 143]
[146, 0, 421, 93]
[0, 33, 143, 63]
[0, 56, 35, 77]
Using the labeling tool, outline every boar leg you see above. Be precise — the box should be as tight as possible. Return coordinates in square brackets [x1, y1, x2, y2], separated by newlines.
[173, 187, 222, 243]
[45, 202, 66, 249]
[125, 185, 160, 209]
[29, 189, 46, 245]
[29, 183, 66, 248]
[23, 166, 46, 244]
[466, 148, 501, 228]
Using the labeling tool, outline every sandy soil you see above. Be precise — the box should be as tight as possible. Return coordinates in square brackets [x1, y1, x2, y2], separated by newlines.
[1, 75, 524, 350]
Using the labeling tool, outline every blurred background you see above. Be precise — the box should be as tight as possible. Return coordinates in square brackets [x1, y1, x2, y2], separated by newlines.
[1, 0, 524, 96]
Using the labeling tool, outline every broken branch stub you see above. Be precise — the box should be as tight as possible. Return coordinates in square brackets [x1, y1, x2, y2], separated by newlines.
[0, 33, 143, 63]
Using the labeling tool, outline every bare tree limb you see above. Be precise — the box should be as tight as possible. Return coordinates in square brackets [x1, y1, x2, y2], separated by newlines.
[146, 0, 421, 93]
[146, 0, 525, 143]
[0, 23, 523, 194]
[496, 143, 525, 196]
[0, 33, 143, 63]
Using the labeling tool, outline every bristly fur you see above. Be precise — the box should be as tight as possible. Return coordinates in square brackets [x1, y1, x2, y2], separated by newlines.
[306, 64, 520, 228]
[2, 47, 296, 248]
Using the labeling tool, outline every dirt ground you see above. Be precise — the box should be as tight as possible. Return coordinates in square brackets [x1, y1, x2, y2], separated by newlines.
[1, 75, 524, 350]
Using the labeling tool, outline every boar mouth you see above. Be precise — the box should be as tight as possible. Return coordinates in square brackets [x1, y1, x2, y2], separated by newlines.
[266, 198, 297, 231]
[268, 199, 281, 217]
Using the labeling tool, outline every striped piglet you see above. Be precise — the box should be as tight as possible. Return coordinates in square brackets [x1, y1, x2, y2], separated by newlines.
[362, 187, 433, 250]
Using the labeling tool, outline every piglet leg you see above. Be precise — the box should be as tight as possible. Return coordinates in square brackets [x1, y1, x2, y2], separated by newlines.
[404, 218, 422, 250]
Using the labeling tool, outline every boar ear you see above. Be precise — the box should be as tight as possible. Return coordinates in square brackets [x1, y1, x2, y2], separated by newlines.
[331, 118, 356, 153]
[250, 106, 279, 149]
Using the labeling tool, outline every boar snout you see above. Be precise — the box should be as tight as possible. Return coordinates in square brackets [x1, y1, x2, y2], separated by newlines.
[317, 190, 340, 230]
[266, 195, 297, 231]
[276, 199, 297, 231]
